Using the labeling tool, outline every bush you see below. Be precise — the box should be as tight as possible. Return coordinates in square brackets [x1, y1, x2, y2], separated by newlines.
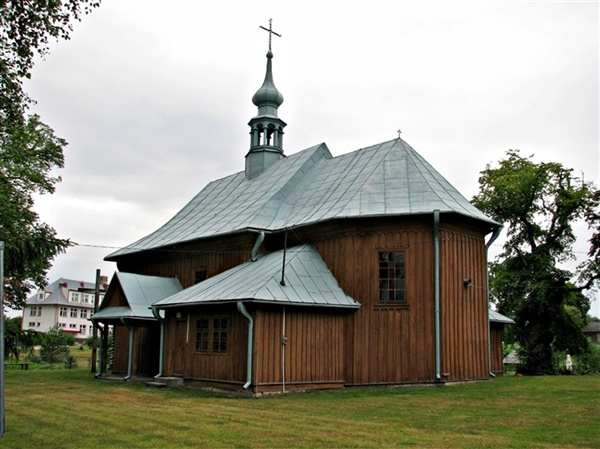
[64, 354, 77, 369]
[573, 344, 600, 374]
[40, 327, 75, 364]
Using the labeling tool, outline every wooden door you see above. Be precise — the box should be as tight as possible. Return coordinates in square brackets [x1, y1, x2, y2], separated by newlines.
[173, 320, 186, 376]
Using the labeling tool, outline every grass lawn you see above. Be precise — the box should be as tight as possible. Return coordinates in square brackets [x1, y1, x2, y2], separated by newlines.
[2, 369, 599, 449]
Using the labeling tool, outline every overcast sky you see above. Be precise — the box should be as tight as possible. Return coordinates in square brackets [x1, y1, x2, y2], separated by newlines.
[21, 0, 598, 315]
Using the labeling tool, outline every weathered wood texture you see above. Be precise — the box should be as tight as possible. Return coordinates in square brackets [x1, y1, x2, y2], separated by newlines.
[311, 219, 436, 384]
[163, 304, 247, 383]
[110, 325, 160, 376]
[111, 325, 129, 374]
[253, 308, 346, 392]
[116, 234, 255, 288]
[490, 324, 504, 375]
[440, 224, 490, 381]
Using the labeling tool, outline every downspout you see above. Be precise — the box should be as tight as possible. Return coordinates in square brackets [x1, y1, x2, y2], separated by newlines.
[121, 317, 134, 381]
[237, 302, 254, 390]
[485, 225, 503, 378]
[251, 231, 265, 262]
[152, 307, 165, 379]
[433, 210, 442, 382]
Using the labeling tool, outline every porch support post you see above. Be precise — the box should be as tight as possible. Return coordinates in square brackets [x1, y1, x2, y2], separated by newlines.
[97, 323, 105, 376]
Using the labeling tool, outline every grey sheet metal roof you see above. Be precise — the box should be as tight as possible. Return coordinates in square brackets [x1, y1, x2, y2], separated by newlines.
[93, 272, 183, 320]
[154, 245, 359, 309]
[26, 278, 97, 306]
[489, 309, 515, 324]
[107, 137, 497, 260]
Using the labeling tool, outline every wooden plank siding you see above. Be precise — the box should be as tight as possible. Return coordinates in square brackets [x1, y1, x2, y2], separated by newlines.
[110, 215, 494, 388]
[312, 221, 436, 385]
[110, 325, 160, 376]
[253, 308, 346, 392]
[490, 324, 504, 375]
[116, 234, 255, 289]
[163, 304, 247, 384]
[439, 225, 490, 381]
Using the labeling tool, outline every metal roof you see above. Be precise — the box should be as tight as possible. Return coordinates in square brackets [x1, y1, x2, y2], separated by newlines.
[154, 244, 359, 309]
[93, 272, 183, 320]
[583, 321, 600, 333]
[489, 309, 515, 324]
[26, 278, 99, 306]
[107, 137, 497, 260]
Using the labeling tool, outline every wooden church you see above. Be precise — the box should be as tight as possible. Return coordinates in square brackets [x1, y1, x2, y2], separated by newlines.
[92, 23, 513, 393]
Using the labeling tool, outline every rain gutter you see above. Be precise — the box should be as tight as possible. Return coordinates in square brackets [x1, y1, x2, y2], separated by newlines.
[237, 302, 254, 390]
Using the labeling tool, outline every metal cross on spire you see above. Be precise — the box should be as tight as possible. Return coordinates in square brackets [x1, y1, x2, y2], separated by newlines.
[259, 18, 281, 52]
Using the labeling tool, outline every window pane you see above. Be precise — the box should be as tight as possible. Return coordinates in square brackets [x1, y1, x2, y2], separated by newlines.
[378, 251, 406, 305]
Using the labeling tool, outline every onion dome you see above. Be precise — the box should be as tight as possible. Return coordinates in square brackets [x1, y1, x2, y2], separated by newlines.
[252, 51, 284, 109]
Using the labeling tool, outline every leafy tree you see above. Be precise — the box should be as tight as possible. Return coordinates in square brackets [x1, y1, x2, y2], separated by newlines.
[1, 0, 101, 309]
[3, 316, 21, 360]
[473, 150, 600, 374]
[40, 326, 74, 363]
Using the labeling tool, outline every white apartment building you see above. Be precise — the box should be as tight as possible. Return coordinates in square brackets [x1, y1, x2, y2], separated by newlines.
[22, 277, 108, 342]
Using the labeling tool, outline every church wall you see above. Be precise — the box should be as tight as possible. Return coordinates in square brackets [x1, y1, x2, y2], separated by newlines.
[439, 224, 490, 381]
[163, 304, 248, 384]
[300, 216, 490, 384]
[115, 233, 255, 288]
[252, 307, 346, 392]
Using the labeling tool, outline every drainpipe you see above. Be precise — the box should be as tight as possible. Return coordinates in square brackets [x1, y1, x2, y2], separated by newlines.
[121, 317, 134, 381]
[237, 302, 254, 390]
[433, 210, 442, 382]
[251, 231, 265, 262]
[485, 225, 503, 378]
[152, 307, 165, 379]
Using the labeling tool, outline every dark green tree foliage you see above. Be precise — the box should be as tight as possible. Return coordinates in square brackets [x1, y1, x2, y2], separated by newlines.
[0, 0, 101, 308]
[473, 150, 599, 374]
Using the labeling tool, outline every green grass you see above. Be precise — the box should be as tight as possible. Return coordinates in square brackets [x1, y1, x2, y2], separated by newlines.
[2, 369, 599, 449]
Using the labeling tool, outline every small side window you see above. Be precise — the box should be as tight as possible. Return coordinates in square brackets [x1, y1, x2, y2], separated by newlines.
[378, 251, 407, 305]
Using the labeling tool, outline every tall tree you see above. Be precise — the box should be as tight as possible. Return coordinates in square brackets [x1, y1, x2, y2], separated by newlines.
[473, 150, 599, 374]
[0, 0, 101, 309]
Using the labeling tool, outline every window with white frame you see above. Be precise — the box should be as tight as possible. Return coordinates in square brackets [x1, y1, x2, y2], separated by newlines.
[69, 323, 77, 329]
[29, 307, 36, 316]
[36, 322, 40, 327]
[70, 308, 77, 318]
[28, 322, 36, 327]
[80, 309, 87, 319]
[80, 324, 86, 333]
[58, 322, 66, 328]
[59, 307, 68, 317]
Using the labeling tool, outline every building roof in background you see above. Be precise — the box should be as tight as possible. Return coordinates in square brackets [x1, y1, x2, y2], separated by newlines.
[489, 309, 515, 324]
[583, 321, 600, 333]
[154, 244, 359, 309]
[93, 272, 183, 321]
[25, 278, 99, 307]
[106, 138, 497, 260]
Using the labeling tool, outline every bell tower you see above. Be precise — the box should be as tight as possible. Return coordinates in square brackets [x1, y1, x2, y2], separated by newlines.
[245, 19, 287, 179]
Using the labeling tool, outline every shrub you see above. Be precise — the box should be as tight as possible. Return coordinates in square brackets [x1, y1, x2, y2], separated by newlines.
[573, 344, 600, 374]
[40, 327, 75, 364]
[64, 354, 77, 369]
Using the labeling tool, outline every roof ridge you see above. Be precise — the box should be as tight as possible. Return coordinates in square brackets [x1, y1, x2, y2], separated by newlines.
[403, 143, 456, 212]
[331, 139, 401, 218]
[248, 144, 332, 229]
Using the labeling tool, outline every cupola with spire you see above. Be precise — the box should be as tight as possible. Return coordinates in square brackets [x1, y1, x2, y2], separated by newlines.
[245, 19, 287, 179]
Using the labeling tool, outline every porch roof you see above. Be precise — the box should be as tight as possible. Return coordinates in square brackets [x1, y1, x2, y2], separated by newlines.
[153, 244, 360, 309]
[92, 272, 183, 321]
[489, 309, 514, 324]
